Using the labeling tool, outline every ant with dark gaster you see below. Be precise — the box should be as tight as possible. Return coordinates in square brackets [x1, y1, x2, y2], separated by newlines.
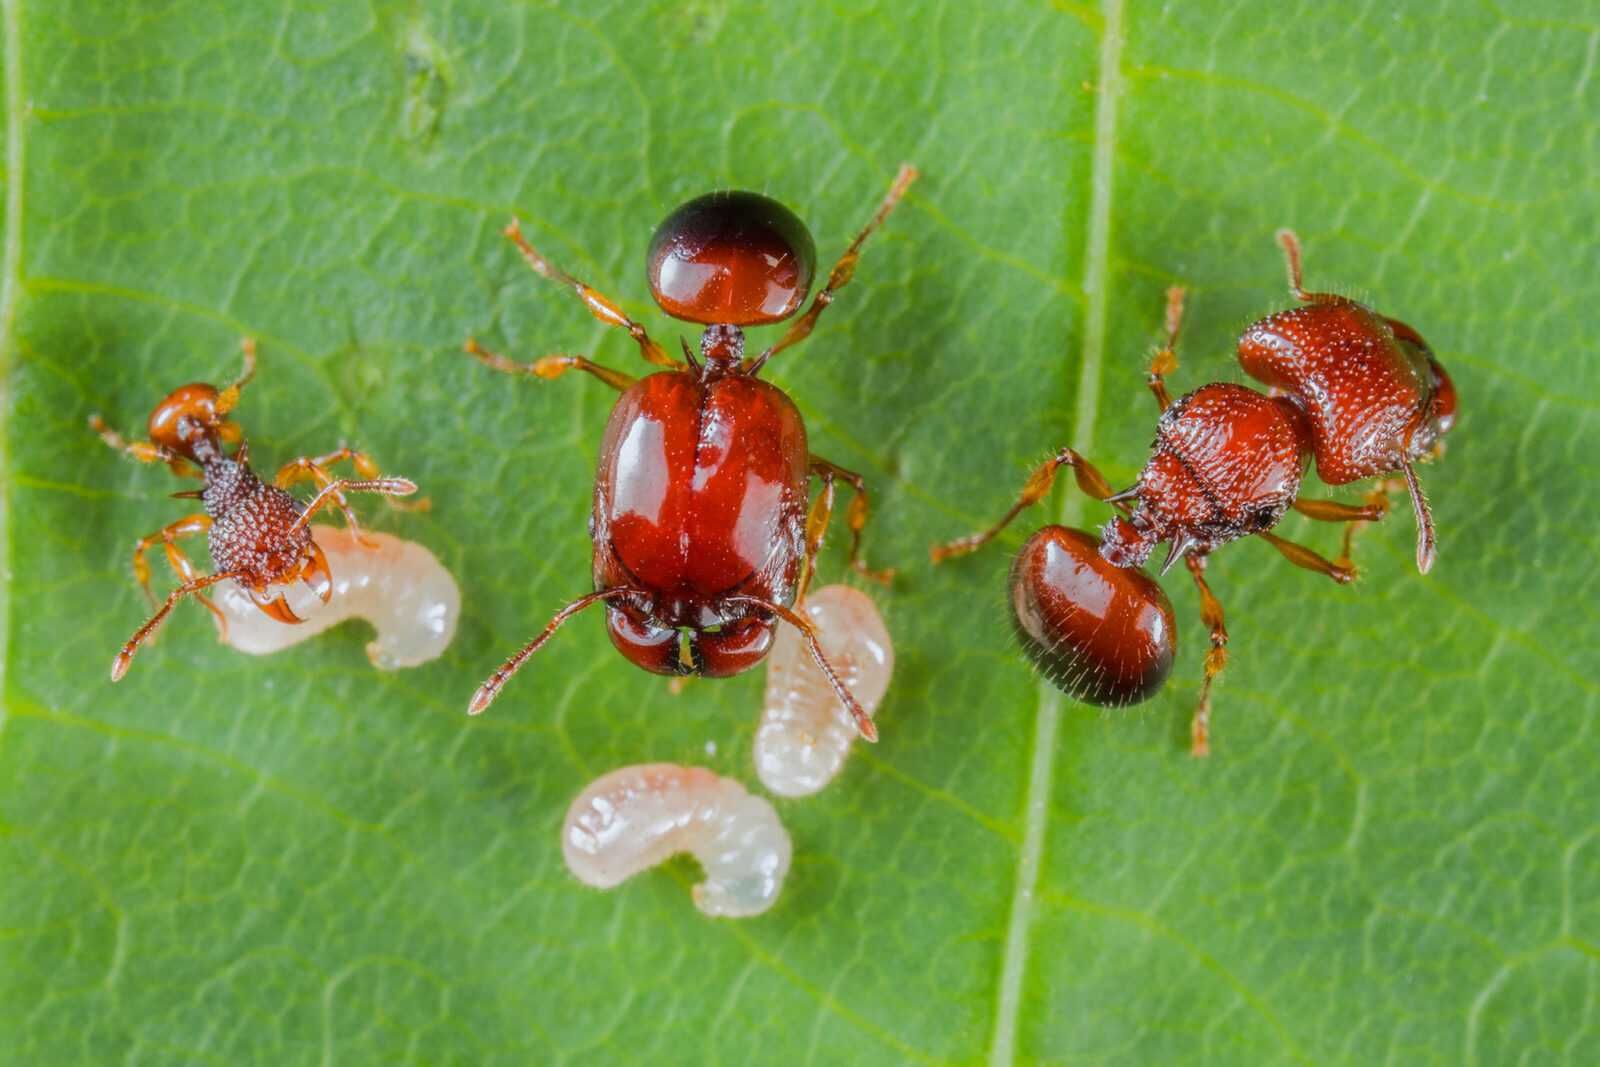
[91, 339, 422, 680]
[463, 166, 918, 740]
[932, 231, 1456, 756]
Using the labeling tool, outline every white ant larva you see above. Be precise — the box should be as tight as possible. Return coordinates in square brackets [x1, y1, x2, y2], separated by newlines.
[562, 763, 791, 918]
[756, 584, 894, 797]
[212, 525, 459, 669]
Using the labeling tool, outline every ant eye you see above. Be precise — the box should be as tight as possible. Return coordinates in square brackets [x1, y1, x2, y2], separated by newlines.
[646, 190, 816, 326]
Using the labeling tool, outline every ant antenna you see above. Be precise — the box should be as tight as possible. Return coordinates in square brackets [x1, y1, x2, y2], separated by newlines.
[1398, 453, 1437, 574]
[216, 337, 258, 416]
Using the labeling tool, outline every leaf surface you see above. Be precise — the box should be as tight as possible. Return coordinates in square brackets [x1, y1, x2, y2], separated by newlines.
[3, 2, 1597, 1063]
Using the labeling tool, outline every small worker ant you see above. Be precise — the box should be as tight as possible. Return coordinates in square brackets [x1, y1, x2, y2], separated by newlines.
[91, 340, 421, 680]
[932, 231, 1456, 756]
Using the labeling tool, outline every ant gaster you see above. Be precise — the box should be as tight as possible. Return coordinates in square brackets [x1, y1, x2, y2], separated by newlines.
[933, 231, 1456, 756]
[463, 166, 918, 740]
[91, 340, 421, 680]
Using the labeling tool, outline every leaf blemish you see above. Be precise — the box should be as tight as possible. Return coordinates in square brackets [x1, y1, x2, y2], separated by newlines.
[400, 20, 450, 148]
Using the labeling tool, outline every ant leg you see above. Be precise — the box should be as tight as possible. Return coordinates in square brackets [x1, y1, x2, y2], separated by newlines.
[500, 219, 681, 370]
[462, 339, 636, 392]
[723, 594, 876, 742]
[746, 164, 918, 374]
[1292, 488, 1393, 569]
[1292, 495, 1387, 523]
[125, 516, 228, 644]
[929, 446, 1127, 563]
[467, 588, 639, 714]
[797, 468, 837, 603]
[1259, 531, 1357, 584]
[1145, 286, 1186, 413]
[88, 415, 199, 478]
[111, 571, 241, 681]
[160, 537, 229, 639]
[130, 510, 211, 603]
[809, 455, 893, 584]
[1183, 554, 1229, 758]
[276, 447, 431, 532]
[276, 457, 362, 540]
[290, 477, 419, 535]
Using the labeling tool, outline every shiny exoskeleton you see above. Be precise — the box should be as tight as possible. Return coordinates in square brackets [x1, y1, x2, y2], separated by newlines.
[933, 232, 1456, 756]
[91, 340, 420, 680]
[1010, 526, 1177, 706]
[464, 167, 918, 740]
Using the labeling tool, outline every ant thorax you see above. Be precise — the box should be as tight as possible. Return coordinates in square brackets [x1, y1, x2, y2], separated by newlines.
[1102, 383, 1309, 571]
[198, 454, 252, 515]
[202, 457, 310, 578]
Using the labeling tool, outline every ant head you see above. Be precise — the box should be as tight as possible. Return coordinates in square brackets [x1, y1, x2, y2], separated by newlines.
[147, 381, 241, 458]
[646, 191, 816, 327]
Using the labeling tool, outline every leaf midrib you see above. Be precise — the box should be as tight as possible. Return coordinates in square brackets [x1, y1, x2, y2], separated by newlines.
[987, 0, 1126, 1062]
[0, 0, 26, 738]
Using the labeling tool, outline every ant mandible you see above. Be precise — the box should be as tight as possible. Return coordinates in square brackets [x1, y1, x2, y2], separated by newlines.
[463, 166, 918, 740]
[91, 339, 421, 680]
[932, 231, 1456, 756]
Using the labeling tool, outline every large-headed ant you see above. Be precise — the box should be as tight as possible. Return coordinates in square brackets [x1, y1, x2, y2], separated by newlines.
[463, 167, 917, 740]
[91, 340, 421, 680]
[932, 231, 1456, 756]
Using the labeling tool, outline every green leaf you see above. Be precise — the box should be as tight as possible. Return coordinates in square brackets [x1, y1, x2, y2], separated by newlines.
[3, 1, 1596, 1063]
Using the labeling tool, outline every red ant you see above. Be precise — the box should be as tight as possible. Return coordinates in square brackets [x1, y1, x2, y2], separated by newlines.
[932, 231, 1456, 756]
[463, 166, 917, 740]
[91, 340, 421, 680]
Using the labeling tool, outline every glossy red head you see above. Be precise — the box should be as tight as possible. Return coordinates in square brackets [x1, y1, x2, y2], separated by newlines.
[646, 191, 817, 326]
[1235, 231, 1456, 574]
[143, 346, 253, 462]
[1010, 525, 1177, 706]
[1237, 299, 1452, 484]
[146, 382, 233, 460]
[1100, 383, 1310, 572]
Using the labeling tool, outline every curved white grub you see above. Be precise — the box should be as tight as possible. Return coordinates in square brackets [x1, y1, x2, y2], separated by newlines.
[562, 763, 791, 918]
[214, 525, 459, 669]
[756, 584, 894, 797]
